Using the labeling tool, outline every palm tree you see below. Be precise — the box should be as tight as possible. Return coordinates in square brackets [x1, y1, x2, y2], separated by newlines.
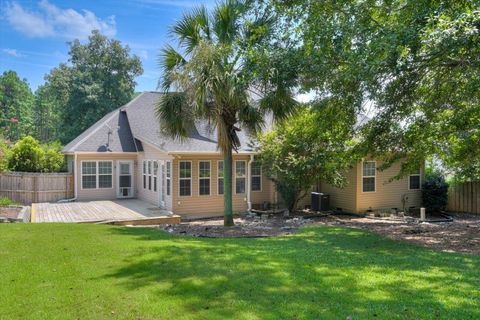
[156, 0, 296, 226]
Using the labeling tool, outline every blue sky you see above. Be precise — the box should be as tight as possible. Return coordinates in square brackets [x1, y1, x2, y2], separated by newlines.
[0, 0, 215, 92]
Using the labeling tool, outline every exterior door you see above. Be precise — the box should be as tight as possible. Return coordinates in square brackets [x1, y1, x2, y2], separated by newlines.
[117, 160, 134, 198]
[158, 160, 166, 208]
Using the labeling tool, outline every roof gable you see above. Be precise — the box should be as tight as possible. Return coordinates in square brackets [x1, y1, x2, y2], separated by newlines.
[63, 91, 257, 154]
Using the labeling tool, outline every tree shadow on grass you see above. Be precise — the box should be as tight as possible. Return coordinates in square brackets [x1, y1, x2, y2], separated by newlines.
[101, 226, 480, 320]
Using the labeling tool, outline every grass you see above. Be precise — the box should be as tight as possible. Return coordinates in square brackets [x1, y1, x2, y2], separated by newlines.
[0, 224, 478, 320]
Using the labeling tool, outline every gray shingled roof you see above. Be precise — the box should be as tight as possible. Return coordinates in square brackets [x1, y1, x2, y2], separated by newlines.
[63, 91, 255, 153]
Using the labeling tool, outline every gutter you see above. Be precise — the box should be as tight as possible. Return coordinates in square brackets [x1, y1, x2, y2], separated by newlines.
[167, 151, 257, 155]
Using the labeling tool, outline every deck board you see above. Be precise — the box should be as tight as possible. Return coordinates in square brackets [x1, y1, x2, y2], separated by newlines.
[33, 199, 177, 224]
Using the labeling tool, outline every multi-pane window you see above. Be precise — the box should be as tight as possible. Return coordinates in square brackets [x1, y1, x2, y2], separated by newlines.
[179, 161, 192, 196]
[143, 161, 147, 189]
[409, 169, 421, 190]
[362, 161, 376, 192]
[199, 161, 211, 195]
[82, 161, 96, 189]
[251, 162, 262, 191]
[153, 161, 158, 192]
[235, 160, 246, 194]
[98, 161, 112, 188]
[217, 160, 224, 195]
[147, 161, 152, 190]
[81, 161, 112, 189]
[166, 161, 171, 196]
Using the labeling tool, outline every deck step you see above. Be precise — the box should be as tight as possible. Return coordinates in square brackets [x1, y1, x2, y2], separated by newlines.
[105, 215, 181, 226]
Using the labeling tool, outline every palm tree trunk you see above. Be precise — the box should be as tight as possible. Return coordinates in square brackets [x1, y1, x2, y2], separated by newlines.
[223, 148, 234, 226]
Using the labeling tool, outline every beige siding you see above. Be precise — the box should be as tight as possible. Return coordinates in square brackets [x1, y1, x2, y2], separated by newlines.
[171, 154, 274, 218]
[251, 168, 275, 206]
[75, 153, 137, 201]
[136, 143, 174, 210]
[320, 167, 357, 213]
[355, 160, 423, 212]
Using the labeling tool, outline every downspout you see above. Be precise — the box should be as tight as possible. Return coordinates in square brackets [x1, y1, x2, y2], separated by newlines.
[74, 152, 78, 199]
[247, 154, 254, 211]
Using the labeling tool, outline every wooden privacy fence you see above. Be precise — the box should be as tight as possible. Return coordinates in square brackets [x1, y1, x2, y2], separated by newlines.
[0, 172, 74, 204]
[447, 181, 480, 214]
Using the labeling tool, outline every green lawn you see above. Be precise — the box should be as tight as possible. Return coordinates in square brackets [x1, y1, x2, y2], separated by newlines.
[0, 224, 478, 320]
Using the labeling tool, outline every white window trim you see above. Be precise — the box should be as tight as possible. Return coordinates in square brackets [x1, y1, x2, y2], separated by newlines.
[362, 160, 376, 193]
[80, 160, 113, 190]
[235, 160, 247, 194]
[142, 160, 147, 189]
[408, 170, 422, 190]
[147, 160, 153, 191]
[166, 160, 171, 196]
[198, 160, 211, 196]
[153, 160, 159, 192]
[178, 160, 192, 197]
[217, 160, 224, 196]
[251, 162, 262, 192]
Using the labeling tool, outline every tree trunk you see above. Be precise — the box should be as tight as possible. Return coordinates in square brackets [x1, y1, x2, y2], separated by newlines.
[223, 148, 234, 226]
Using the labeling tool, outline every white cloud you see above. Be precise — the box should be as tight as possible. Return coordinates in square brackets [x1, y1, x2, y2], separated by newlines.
[3, 1, 116, 40]
[2, 48, 25, 57]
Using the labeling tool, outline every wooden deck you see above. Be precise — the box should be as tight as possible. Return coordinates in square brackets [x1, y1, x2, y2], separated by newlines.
[31, 199, 180, 225]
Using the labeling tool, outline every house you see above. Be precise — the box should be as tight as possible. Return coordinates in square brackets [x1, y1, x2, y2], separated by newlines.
[62, 92, 423, 218]
[62, 92, 276, 219]
[319, 161, 423, 213]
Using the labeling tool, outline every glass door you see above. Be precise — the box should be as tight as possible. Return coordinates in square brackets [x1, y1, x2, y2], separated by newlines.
[117, 161, 133, 198]
[158, 160, 166, 208]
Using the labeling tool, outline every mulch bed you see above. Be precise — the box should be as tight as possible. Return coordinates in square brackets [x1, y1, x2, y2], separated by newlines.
[159, 212, 480, 255]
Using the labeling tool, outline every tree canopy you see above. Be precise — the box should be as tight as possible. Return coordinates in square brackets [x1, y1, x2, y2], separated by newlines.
[258, 105, 356, 211]
[0, 71, 34, 141]
[268, 0, 480, 181]
[45, 31, 143, 143]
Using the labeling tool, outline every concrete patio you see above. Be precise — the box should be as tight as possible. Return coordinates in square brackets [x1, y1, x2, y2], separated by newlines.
[31, 199, 180, 225]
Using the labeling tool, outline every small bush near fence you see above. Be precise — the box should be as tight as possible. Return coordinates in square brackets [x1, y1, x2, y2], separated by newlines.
[422, 171, 449, 213]
[0, 197, 19, 206]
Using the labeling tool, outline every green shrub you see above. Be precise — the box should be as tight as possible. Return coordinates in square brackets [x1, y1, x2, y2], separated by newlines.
[0, 137, 10, 171]
[6, 136, 65, 173]
[41, 141, 65, 172]
[422, 171, 449, 213]
[0, 197, 18, 206]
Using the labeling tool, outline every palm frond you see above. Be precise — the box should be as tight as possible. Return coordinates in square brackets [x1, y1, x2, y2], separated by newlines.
[193, 5, 211, 40]
[155, 92, 194, 140]
[157, 46, 186, 91]
[259, 86, 298, 122]
[238, 102, 264, 135]
[171, 8, 204, 54]
[213, 0, 245, 45]
[158, 45, 185, 72]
